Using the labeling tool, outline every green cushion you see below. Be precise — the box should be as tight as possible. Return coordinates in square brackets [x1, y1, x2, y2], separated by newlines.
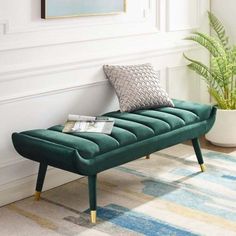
[172, 99, 213, 121]
[21, 129, 100, 158]
[156, 107, 199, 124]
[12, 99, 216, 175]
[50, 125, 137, 152]
[104, 112, 171, 135]
[108, 118, 155, 141]
[133, 110, 185, 129]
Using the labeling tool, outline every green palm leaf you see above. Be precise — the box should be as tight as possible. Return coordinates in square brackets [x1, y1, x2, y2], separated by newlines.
[184, 54, 210, 77]
[208, 87, 228, 109]
[208, 11, 230, 51]
[184, 12, 236, 109]
[185, 32, 225, 57]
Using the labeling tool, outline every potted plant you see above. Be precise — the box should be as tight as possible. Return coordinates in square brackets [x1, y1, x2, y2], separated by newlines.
[184, 11, 236, 147]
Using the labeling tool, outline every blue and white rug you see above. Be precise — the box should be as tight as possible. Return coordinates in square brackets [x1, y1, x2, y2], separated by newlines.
[2, 144, 236, 236]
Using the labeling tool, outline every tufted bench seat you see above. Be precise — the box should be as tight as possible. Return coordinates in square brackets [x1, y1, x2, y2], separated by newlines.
[12, 99, 216, 223]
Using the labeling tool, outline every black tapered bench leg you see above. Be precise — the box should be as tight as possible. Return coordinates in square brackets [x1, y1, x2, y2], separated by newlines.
[88, 175, 97, 224]
[35, 163, 48, 200]
[192, 138, 205, 172]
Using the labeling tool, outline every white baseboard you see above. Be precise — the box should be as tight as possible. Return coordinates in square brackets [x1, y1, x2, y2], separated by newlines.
[0, 167, 81, 207]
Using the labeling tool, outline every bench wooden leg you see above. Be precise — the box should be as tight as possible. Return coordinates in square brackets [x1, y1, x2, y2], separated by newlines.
[88, 175, 97, 224]
[192, 138, 205, 172]
[35, 163, 48, 200]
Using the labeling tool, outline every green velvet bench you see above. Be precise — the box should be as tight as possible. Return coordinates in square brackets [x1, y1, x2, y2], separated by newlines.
[12, 99, 216, 223]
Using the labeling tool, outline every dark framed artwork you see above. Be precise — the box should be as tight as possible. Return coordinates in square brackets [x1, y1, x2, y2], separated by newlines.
[41, 0, 126, 19]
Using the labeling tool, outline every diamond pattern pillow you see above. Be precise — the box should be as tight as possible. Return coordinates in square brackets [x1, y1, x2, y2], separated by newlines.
[103, 63, 174, 112]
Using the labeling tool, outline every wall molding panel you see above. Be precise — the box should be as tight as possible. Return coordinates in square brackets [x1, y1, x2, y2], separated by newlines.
[0, 20, 9, 35]
[0, 43, 198, 82]
[166, 65, 201, 101]
[0, 0, 160, 51]
[0, 0, 210, 207]
[166, 0, 200, 31]
[6, 0, 157, 34]
[0, 43, 200, 106]
[0, 80, 108, 105]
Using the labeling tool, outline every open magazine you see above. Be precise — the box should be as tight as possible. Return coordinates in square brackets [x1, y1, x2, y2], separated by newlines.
[62, 114, 114, 134]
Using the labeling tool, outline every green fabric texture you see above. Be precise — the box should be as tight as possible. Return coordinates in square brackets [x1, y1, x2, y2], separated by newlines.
[106, 118, 154, 141]
[104, 112, 171, 135]
[21, 129, 100, 158]
[12, 99, 216, 176]
[172, 99, 212, 121]
[133, 110, 185, 129]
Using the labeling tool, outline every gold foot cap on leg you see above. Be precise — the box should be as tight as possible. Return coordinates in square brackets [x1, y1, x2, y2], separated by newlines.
[200, 164, 206, 172]
[90, 210, 97, 224]
[34, 191, 41, 201]
[146, 155, 150, 160]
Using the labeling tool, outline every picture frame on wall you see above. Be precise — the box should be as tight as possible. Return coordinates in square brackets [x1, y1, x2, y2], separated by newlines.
[41, 0, 126, 19]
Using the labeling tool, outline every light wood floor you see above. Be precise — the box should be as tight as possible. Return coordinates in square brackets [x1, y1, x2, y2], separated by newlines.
[185, 136, 236, 154]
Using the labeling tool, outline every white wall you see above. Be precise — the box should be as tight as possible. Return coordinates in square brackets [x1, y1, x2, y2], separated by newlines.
[211, 0, 236, 43]
[0, 0, 210, 206]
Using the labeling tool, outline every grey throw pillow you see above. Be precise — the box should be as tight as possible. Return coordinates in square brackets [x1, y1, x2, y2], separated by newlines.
[103, 63, 174, 112]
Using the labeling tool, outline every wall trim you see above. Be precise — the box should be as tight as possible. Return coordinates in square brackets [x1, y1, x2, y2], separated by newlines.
[166, 65, 199, 98]
[0, 43, 200, 105]
[0, 29, 159, 52]
[0, 166, 81, 207]
[0, 0, 160, 51]
[0, 80, 108, 105]
[0, 43, 199, 82]
[166, 64, 210, 103]
[5, 0, 157, 35]
[166, 0, 200, 32]
[166, 65, 193, 93]
[0, 19, 9, 35]
[152, 0, 161, 30]
[0, 157, 25, 169]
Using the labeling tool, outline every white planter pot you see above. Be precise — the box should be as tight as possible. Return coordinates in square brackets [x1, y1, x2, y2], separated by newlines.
[206, 109, 236, 147]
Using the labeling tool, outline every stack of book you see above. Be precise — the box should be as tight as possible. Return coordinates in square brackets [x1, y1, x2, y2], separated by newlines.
[63, 114, 114, 134]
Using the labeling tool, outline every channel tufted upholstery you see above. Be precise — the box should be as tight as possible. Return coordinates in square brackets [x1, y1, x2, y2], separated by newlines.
[12, 99, 216, 224]
[12, 99, 216, 176]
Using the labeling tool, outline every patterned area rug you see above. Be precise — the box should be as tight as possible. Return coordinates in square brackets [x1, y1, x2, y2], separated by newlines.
[1, 144, 236, 236]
